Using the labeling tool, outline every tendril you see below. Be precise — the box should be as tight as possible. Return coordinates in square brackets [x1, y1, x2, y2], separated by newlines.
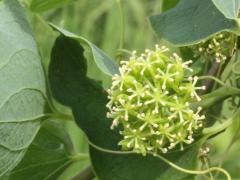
[87, 139, 231, 180]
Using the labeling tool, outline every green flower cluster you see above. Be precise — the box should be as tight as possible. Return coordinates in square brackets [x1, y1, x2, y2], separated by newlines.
[106, 45, 205, 155]
[192, 33, 233, 63]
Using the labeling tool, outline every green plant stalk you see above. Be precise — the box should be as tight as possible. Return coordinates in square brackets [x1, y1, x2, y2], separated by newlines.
[21, 0, 56, 35]
[198, 75, 225, 86]
[203, 118, 232, 136]
[205, 158, 214, 180]
[69, 153, 89, 162]
[35, 14, 56, 35]
[193, 86, 240, 110]
[203, 108, 240, 138]
[212, 62, 223, 90]
[116, 0, 125, 60]
[49, 112, 74, 121]
[72, 166, 95, 180]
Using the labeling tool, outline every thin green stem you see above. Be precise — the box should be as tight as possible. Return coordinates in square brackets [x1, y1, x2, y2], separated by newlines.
[87, 139, 231, 180]
[212, 62, 223, 90]
[21, 0, 56, 35]
[116, 48, 132, 56]
[72, 166, 95, 180]
[69, 153, 90, 161]
[35, 14, 56, 36]
[116, 0, 125, 61]
[88, 140, 133, 154]
[153, 154, 231, 180]
[203, 158, 214, 180]
[117, 0, 125, 49]
[204, 109, 240, 136]
[203, 58, 210, 75]
[198, 75, 225, 86]
[203, 118, 232, 136]
[49, 112, 74, 121]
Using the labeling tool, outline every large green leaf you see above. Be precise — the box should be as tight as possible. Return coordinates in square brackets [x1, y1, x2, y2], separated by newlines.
[6, 120, 85, 180]
[30, 0, 75, 12]
[49, 32, 205, 180]
[49, 34, 120, 147]
[149, 0, 240, 46]
[0, 0, 49, 176]
[212, 0, 240, 19]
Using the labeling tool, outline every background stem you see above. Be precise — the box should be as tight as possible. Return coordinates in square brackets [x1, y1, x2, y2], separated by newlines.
[116, 0, 125, 61]
[71, 166, 95, 180]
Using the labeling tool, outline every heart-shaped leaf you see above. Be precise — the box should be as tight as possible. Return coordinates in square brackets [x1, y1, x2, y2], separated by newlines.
[149, 0, 240, 46]
[49, 30, 205, 180]
[6, 120, 85, 180]
[0, 0, 49, 176]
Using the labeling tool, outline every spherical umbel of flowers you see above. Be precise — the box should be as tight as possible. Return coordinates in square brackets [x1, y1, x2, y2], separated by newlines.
[106, 45, 205, 155]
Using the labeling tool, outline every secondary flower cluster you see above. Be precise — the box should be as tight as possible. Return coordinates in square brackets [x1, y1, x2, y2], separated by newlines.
[106, 45, 205, 155]
[192, 33, 233, 63]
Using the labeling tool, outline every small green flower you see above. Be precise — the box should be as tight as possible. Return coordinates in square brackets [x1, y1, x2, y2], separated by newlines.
[107, 45, 205, 155]
[192, 32, 233, 63]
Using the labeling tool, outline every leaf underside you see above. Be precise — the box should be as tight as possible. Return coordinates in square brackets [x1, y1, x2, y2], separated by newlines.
[6, 120, 73, 180]
[0, 0, 48, 176]
[212, 0, 240, 19]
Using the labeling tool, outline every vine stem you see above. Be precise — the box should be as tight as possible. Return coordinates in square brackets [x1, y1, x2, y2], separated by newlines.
[153, 154, 230, 180]
[87, 140, 231, 180]
[198, 75, 225, 86]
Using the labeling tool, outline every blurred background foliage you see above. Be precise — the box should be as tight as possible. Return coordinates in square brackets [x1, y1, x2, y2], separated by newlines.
[21, 0, 240, 179]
